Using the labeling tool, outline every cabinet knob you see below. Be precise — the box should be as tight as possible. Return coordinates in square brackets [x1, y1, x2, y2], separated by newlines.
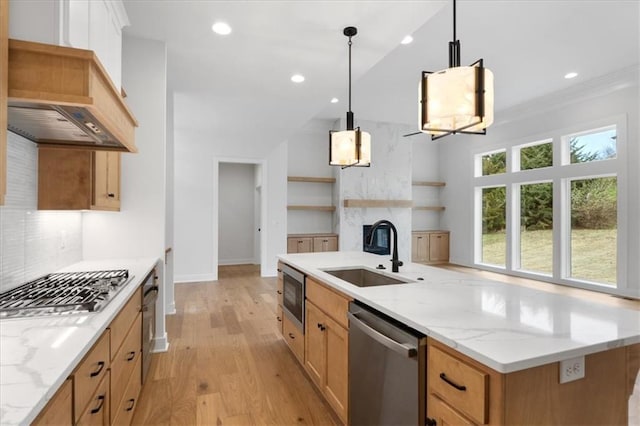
[276, 316, 282, 322]
[126, 351, 136, 361]
[126, 398, 136, 412]
[288, 333, 295, 339]
[107, 193, 115, 198]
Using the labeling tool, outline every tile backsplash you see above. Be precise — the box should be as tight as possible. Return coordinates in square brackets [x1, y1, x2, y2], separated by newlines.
[0, 133, 82, 293]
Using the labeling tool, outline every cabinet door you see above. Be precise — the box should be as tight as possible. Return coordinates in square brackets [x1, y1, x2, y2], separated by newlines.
[288, 237, 312, 253]
[412, 233, 429, 263]
[76, 371, 110, 426]
[429, 395, 474, 426]
[276, 305, 283, 335]
[429, 233, 450, 263]
[304, 301, 326, 388]
[32, 379, 73, 426]
[324, 315, 349, 423]
[38, 148, 92, 210]
[92, 151, 120, 211]
[313, 236, 338, 252]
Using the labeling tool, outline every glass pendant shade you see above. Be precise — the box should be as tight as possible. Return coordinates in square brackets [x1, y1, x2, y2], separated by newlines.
[420, 65, 494, 137]
[329, 129, 371, 167]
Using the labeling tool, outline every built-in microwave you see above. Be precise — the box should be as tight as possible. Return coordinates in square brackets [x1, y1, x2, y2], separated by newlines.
[281, 264, 305, 332]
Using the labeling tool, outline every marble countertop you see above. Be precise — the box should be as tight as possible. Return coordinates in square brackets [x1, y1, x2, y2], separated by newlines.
[0, 258, 159, 426]
[278, 251, 640, 373]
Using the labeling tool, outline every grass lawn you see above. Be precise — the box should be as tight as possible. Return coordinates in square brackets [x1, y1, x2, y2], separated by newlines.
[482, 229, 616, 285]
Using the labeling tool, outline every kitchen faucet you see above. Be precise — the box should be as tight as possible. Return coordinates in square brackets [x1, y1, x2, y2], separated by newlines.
[367, 220, 403, 272]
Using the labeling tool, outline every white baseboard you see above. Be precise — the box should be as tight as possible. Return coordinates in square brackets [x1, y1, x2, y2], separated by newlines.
[152, 332, 169, 353]
[218, 258, 256, 265]
[166, 301, 176, 315]
[174, 273, 217, 283]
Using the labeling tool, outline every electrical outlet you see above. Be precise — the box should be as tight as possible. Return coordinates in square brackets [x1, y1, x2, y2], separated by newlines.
[559, 356, 585, 384]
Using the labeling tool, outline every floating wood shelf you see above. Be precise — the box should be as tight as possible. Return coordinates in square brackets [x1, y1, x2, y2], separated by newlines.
[412, 206, 446, 211]
[412, 181, 446, 187]
[287, 205, 336, 212]
[288, 176, 336, 184]
[343, 199, 413, 208]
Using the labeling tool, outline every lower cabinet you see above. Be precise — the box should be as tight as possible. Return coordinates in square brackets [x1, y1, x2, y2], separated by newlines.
[111, 357, 142, 426]
[74, 331, 111, 424]
[287, 234, 338, 254]
[77, 372, 110, 426]
[412, 231, 449, 264]
[32, 379, 73, 426]
[282, 313, 304, 364]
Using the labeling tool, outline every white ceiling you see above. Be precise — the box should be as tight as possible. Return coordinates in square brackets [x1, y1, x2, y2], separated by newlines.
[122, 1, 639, 153]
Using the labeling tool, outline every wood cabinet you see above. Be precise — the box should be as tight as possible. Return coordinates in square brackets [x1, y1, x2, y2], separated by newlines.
[0, 0, 7, 206]
[74, 330, 111, 424]
[276, 262, 284, 333]
[111, 356, 142, 426]
[77, 371, 110, 426]
[38, 147, 121, 211]
[282, 314, 304, 364]
[32, 379, 73, 426]
[304, 277, 351, 423]
[287, 234, 338, 254]
[412, 231, 449, 264]
[110, 313, 141, 422]
[426, 338, 640, 425]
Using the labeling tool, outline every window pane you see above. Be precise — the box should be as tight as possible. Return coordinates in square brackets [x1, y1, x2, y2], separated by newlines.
[482, 186, 506, 266]
[482, 151, 506, 176]
[570, 177, 617, 285]
[569, 128, 616, 164]
[519, 182, 553, 274]
[521, 142, 552, 170]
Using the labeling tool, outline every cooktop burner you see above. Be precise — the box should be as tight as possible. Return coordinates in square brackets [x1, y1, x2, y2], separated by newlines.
[0, 270, 131, 318]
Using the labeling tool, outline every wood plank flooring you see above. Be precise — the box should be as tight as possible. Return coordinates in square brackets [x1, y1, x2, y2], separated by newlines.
[132, 264, 340, 426]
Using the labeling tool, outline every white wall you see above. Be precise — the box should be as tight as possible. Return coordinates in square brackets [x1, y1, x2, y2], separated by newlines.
[165, 91, 175, 314]
[336, 119, 414, 264]
[0, 133, 83, 292]
[82, 35, 169, 350]
[218, 163, 256, 265]
[173, 90, 288, 281]
[439, 68, 639, 297]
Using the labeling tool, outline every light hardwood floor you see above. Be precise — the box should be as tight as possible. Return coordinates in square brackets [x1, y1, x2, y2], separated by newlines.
[132, 265, 340, 426]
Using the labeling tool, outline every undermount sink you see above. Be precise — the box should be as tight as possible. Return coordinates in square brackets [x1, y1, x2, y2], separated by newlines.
[323, 268, 412, 287]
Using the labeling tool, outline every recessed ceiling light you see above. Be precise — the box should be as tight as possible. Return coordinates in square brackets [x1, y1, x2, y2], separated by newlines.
[330, 98, 339, 103]
[564, 72, 578, 79]
[401, 35, 413, 45]
[212, 22, 232, 35]
[291, 74, 305, 83]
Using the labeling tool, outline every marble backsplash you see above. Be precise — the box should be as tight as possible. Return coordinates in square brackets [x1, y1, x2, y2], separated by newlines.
[0, 133, 83, 293]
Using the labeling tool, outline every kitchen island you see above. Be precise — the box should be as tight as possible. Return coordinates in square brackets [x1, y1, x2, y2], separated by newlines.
[278, 251, 640, 425]
[0, 258, 159, 426]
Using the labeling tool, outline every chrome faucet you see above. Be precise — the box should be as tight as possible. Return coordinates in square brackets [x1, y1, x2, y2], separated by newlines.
[367, 220, 403, 272]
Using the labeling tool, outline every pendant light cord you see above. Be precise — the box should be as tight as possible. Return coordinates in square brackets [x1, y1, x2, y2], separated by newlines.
[452, 0, 456, 42]
[348, 37, 352, 113]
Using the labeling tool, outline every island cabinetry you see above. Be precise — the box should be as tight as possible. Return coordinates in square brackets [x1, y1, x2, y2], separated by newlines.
[38, 147, 121, 211]
[111, 356, 142, 426]
[412, 231, 449, 264]
[287, 233, 338, 254]
[77, 371, 110, 426]
[427, 338, 639, 425]
[31, 379, 73, 426]
[282, 314, 304, 363]
[73, 330, 111, 424]
[276, 262, 284, 333]
[304, 277, 351, 424]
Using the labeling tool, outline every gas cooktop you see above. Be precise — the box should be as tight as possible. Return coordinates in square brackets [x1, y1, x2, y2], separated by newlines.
[0, 269, 132, 318]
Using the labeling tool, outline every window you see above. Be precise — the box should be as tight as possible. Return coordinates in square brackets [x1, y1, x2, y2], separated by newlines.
[481, 186, 506, 266]
[474, 120, 622, 293]
[569, 176, 617, 285]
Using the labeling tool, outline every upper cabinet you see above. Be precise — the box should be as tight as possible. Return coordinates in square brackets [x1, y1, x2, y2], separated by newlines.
[8, 0, 129, 90]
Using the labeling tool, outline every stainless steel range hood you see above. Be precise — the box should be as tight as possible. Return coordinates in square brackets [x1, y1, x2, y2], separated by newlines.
[7, 39, 138, 152]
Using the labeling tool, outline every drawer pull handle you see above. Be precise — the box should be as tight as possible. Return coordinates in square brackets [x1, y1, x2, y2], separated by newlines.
[127, 351, 136, 361]
[288, 333, 295, 339]
[126, 398, 136, 412]
[276, 290, 282, 295]
[439, 373, 466, 391]
[90, 361, 105, 377]
[317, 323, 326, 331]
[276, 316, 282, 322]
[107, 193, 115, 198]
[91, 395, 105, 414]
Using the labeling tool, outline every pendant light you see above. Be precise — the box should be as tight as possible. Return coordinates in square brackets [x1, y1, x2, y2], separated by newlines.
[419, 0, 494, 140]
[330, 26, 371, 168]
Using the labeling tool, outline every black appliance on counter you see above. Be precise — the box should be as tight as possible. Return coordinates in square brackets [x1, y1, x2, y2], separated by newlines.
[0, 270, 132, 318]
[363, 224, 391, 255]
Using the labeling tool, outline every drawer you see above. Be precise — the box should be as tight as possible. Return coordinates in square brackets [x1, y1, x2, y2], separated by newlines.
[74, 330, 110, 423]
[282, 314, 304, 363]
[306, 277, 350, 328]
[32, 379, 72, 426]
[111, 313, 142, 422]
[429, 345, 489, 424]
[429, 394, 475, 426]
[276, 305, 283, 335]
[77, 371, 110, 426]
[112, 356, 142, 426]
[110, 287, 142, 361]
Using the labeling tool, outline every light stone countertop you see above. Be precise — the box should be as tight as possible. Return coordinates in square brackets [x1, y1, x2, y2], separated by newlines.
[278, 251, 640, 373]
[0, 258, 159, 426]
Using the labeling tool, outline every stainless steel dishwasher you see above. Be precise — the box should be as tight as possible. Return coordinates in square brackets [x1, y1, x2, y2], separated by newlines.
[348, 301, 426, 426]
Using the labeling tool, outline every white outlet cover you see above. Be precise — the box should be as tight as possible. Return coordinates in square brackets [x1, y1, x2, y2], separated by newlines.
[559, 356, 585, 384]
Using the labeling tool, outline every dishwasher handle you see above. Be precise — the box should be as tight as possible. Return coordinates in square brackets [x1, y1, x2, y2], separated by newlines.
[347, 311, 418, 358]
